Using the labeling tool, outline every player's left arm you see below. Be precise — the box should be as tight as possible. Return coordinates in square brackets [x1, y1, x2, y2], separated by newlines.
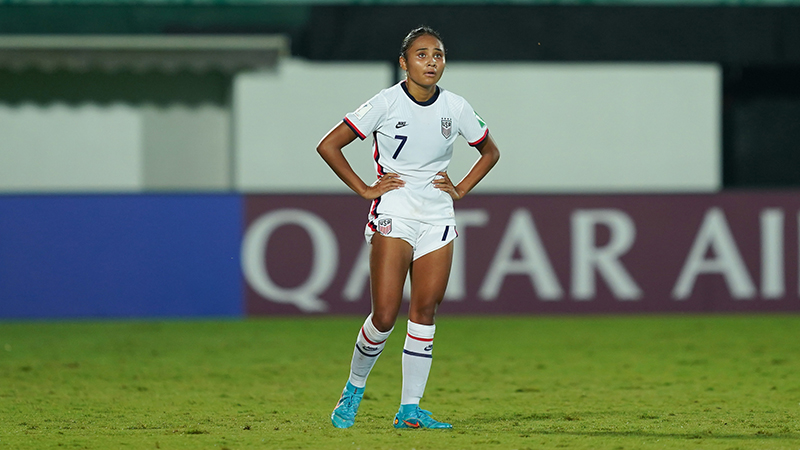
[434, 133, 500, 200]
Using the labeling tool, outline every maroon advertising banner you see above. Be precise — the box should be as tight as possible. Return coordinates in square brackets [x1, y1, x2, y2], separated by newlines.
[243, 193, 800, 315]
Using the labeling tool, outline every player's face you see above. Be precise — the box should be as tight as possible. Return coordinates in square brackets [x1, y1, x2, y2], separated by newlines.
[400, 34, 446, 90]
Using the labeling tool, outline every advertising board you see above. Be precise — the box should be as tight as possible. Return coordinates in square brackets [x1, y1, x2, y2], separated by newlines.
[244, 193, 800, 315]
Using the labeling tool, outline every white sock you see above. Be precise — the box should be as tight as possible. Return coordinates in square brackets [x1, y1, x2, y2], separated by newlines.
[348, 314, 393, 388]
[400, 320, 435, 405]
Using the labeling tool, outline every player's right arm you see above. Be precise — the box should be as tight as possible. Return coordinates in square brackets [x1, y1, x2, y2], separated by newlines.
[316, 122, 404, 200]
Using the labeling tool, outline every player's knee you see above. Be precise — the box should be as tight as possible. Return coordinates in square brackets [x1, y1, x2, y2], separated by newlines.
[370, 312, 397, 332]
[408, 302, 438, 325]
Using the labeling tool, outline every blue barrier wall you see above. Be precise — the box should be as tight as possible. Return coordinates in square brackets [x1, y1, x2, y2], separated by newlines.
[0, 195, 243, 319]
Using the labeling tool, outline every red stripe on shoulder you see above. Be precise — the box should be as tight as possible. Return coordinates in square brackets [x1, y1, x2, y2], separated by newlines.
[469, 128, 489, 147]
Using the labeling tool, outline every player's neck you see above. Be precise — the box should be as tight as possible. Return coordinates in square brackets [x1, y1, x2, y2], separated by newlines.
[404, 79, 437, 103]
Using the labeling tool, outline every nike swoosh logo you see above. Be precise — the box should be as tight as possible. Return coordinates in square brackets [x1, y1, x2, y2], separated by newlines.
[403, 420, 420, 428]
[396, 122, 408, 129]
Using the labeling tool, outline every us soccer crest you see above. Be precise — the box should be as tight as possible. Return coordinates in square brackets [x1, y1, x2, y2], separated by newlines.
[441, 118, 452, 138]
[378, 218, 392, 235]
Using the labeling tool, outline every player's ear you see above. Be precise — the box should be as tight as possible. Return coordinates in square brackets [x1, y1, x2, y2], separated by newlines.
[398, 55, 407, 72]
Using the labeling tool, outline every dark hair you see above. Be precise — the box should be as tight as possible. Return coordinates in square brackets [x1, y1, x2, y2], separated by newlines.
[399, 26, 445, 59]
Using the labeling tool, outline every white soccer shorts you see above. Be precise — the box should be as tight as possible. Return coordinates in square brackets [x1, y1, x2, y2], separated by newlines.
[364, 215, 457, 261]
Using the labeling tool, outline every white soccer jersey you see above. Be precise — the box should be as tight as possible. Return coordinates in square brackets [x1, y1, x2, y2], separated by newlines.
[344, 81, 489, 225]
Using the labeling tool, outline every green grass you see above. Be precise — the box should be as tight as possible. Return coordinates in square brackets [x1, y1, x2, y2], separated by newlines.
[1, 315, 799, 449]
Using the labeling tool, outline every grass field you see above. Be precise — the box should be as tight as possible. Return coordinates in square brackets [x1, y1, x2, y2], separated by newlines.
[1, 314, 799, 449]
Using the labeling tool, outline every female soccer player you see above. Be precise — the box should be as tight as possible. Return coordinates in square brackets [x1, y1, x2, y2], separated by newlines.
[317, 26, 500, 429]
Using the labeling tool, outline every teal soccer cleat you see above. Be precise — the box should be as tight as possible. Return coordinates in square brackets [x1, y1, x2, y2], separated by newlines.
[331, 382, 364, 428]
[393, 404, 452, 429]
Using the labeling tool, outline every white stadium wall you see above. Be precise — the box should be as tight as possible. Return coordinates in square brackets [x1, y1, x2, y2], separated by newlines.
[233, 59, 393, 193]
[0, 103, 230, 192]
[140, 104, 231, 191]
[442, 63, 721, 193]
[0, 59, 720, 193]
[0, 103, 143, 192]
[235, 59, 721, 194]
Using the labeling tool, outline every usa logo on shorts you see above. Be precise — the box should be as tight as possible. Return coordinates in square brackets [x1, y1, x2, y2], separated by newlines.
[441, 118, 452, 138]
[378, 218, 392, 235]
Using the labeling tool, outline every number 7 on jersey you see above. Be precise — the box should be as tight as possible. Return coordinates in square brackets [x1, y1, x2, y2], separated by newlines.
[392, 135, 407, 159]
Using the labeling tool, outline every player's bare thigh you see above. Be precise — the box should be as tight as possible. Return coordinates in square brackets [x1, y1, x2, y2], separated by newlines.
[369, 233, 414, 332]
[408, 241, 454, 326]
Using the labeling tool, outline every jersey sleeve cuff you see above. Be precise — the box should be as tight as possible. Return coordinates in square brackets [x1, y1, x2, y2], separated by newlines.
[469, 128, 489, 147]
[343, 117, 366, 140]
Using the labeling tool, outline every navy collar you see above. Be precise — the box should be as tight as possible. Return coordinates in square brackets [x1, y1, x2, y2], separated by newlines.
[401, 81, 440, 106]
